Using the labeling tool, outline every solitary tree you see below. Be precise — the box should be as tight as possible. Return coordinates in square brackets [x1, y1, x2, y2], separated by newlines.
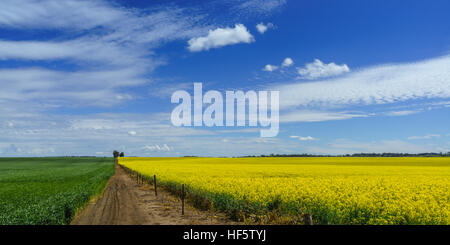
[113, 150, 119, 158]
[119, 152, 125, 157]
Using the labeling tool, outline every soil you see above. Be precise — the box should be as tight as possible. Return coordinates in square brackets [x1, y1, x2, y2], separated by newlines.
[71, 164, 237, 225]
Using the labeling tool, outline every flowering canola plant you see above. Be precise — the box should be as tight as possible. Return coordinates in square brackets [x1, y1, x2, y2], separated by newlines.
[119, 157, 450, 224]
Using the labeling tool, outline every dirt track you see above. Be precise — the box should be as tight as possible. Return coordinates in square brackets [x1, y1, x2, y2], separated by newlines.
[71, 164, 236, 225]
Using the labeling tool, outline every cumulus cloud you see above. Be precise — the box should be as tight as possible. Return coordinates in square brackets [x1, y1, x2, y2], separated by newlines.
[256, 22, 274, 34]
[282, 57, 294, 67]
[276, 55, 450, 109]
[188, 24, 254, 52]
[297, 59, 350, 79]
[261, 57, 293, 73]
[128, 131, 137, 136]
[262, 64, 278, 72]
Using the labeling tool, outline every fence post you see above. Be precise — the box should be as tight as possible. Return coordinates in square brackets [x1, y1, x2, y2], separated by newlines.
[303, 213, 313, 225]
[181, 184, 185, 216]
[154, 175, 157, 196]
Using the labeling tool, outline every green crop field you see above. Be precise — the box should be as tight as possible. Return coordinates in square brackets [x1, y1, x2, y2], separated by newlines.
[0, 157, 114, 225]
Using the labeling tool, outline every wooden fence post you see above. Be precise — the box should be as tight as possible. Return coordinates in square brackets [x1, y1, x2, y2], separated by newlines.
[154, 175, 157, 196]
[303, 213, 313, 225]
[181, 184, 185, 216]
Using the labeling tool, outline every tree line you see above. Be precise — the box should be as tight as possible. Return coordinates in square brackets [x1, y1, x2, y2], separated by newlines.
[242, 152, 450, 158]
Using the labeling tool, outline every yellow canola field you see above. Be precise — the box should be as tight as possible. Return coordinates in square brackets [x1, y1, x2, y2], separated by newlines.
[119, 157, 450, 224]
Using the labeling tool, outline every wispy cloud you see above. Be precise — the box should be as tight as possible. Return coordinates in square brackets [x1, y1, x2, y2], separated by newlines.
[276, 55, 450, 109]
[142, 144, 172, 152]
[385, 110, 422, 116]
[281, 110, 367, 122]
[290, 135, 316, 141]
[0, 0, 125, 30]
[0, 0, 210, 107]
[407, 134, 441, 140]
[236, 0, 286, 16]
[0, 67, 146, 106]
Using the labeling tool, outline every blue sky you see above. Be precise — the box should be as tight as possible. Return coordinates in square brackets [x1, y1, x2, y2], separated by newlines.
[0, 0, 449, 157]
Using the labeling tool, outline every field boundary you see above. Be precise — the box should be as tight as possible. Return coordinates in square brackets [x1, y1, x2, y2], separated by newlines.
[117, 162, 313, 225]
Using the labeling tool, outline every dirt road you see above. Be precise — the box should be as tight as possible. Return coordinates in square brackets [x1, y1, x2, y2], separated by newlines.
[71, 164, 236, 225]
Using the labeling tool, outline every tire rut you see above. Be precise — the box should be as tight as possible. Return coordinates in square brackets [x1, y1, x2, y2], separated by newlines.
[71, 163, 237, 225]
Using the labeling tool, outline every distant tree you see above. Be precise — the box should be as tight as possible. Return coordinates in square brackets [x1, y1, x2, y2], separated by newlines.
[119, 152, 125, 157]
[113, 150, 119, 158]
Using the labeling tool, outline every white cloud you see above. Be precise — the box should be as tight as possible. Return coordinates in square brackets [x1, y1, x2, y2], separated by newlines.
[29, 147, 55, 155]
[290, 135, 316, 141]
[299, 136, 316, 141]
[0, 67, 147, 106]
[281, 110, 367, 123]
[0, 0, 207, 43]
[385, 110, 422, 116]
[297, 59, 350, 79]
[263, 64, 278, 72]
[0, 39, 150, 67]
[277, 55, 450, 109]
[0, 0, 210, 107]
[282, 57, 294, 67]
[188, 24, 254, 52]
[407, 134, 441, 140]
[236, 0, 286, 15]
[143, 144, 172, 152]
[128, 131, 137, 136]
[0, 0, 124, 30]
[256, 22, 274, 34]
[0, 111, 217, 157]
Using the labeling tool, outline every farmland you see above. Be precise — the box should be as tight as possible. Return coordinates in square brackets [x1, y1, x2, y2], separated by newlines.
[0, 157, 114, 225]
[120, 157, 450, 225]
